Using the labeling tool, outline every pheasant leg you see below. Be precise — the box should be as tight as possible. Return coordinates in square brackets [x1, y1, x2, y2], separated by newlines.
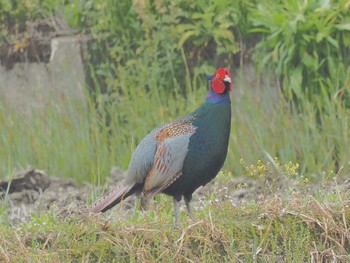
[173, 197, 180, 224]
[184, 195, 193, 219]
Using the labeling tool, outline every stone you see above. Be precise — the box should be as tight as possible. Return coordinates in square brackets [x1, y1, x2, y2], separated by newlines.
[0, 36, 85, 114]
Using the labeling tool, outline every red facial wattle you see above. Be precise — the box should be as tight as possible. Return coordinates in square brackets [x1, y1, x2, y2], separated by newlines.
[211, 67, 232, 94]
[211, 77, 226, 93]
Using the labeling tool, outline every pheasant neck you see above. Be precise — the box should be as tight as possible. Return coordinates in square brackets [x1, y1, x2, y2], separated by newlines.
[205, 88, 230, 104]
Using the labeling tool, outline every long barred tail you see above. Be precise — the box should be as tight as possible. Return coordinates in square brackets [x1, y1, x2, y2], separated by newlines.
[90, 184, 139, 213]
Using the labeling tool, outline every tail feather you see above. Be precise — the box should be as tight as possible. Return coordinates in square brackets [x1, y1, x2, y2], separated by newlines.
[90, 184, 139, 213]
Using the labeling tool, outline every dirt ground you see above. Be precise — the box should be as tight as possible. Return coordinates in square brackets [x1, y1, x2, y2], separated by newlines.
[0, 167, 255, 224]
[1, 166, 349, 225]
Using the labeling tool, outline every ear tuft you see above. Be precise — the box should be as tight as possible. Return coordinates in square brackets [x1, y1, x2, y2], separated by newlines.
[224, 67, 233, 91]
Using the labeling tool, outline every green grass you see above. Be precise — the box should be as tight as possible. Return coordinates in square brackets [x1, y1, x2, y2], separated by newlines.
[0, 70, 204, 185]
[1, 67, 348, 188]
[0, 180, 349, 262]
[1, 67, 348, 261]
[0, 64, 348, 262]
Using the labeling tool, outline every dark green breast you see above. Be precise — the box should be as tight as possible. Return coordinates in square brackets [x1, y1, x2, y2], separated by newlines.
[163, 102, 231, 198]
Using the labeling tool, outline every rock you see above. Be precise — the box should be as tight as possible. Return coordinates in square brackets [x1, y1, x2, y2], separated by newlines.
[0, 36, 86, 115]
[0, 167, 50, 197]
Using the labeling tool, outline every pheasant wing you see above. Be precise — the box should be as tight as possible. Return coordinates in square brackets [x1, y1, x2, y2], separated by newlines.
[142, 119, 197, 198]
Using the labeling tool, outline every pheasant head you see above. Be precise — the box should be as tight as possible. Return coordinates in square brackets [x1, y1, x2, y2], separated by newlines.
[206, 67, 232, 103]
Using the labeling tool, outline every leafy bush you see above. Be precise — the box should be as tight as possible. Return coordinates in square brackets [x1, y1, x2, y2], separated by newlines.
[250, 0, 350, 108]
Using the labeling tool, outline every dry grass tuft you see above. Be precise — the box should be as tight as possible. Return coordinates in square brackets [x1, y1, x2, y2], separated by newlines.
[1, 191, 350, 262]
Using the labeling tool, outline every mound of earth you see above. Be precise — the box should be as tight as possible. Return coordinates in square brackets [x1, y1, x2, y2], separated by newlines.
[0, 168, 87, 223]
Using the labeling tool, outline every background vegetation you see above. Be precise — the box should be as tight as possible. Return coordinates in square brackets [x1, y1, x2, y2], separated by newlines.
[0, 0, 349, 261]
[0, 0, 349, 183]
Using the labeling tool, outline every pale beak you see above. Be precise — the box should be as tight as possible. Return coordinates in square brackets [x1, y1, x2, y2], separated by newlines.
[223, 74, 231, 83]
